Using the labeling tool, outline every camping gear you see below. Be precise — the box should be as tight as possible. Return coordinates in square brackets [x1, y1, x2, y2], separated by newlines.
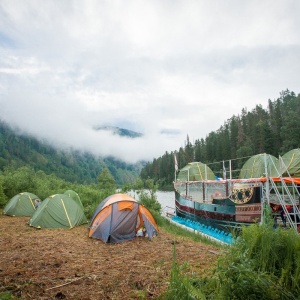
[3, 192, 40, 217]
[89, 193, 158, 243]
[29, 194, 87, 228]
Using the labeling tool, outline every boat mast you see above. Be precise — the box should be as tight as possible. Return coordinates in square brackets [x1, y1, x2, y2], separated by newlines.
[264, 153, 270, 204]
[261, 153, 269, 225]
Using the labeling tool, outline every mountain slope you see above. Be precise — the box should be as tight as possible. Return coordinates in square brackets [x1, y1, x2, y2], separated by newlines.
[94, 126, 143, 138]
[0, 120, 144, 185]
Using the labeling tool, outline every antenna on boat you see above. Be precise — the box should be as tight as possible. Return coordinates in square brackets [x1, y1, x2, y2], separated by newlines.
[264, 153, 270, 204]
[174, 154, 179, 182]
[223, 161, 226, 180]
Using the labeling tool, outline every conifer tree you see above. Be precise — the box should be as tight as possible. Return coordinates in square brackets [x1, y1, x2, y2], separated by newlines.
[97, 168, 116, 193]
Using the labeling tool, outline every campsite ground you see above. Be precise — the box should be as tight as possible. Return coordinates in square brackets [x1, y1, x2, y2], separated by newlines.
[0, 215, 220, 299]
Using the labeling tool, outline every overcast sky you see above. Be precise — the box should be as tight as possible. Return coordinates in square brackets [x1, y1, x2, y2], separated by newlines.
[0, 1, 299, 163]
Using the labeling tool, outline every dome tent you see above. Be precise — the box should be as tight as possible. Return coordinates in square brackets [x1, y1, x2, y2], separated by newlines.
[177, 162, 215, 182]
[89, 193, 158, 244]
[29, 194, 87, 229]
[239, 154, 279, 179]
[3, 192, 40, 217]
[64, 189, 83, 209]
[279, 148, 300, 177]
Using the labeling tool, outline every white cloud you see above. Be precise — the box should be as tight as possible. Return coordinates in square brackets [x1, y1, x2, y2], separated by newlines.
[0, 0, 300, 163]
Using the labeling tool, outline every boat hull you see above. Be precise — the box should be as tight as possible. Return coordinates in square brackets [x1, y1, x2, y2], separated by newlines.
[175, 189, 262, 232]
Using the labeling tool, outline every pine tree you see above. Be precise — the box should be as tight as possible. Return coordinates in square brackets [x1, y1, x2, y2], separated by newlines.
[97, 168, 116, 193]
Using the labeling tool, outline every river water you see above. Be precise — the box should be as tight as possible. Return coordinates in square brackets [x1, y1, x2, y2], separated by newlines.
[128, 190, 175, 215]
[156, 190, 175, 214]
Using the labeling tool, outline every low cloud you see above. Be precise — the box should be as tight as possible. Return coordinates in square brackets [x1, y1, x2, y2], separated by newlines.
[0, 1, 299, 163]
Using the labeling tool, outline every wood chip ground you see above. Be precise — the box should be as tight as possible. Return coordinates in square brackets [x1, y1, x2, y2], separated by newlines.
[0, 215, 219, 299]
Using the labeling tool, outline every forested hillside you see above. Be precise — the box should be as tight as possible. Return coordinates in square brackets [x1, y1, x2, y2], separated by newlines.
[0, 122, 143, 185]
[140, 90, 300, 188]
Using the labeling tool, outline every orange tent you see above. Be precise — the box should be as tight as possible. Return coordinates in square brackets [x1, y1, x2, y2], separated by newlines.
[89, 193, 158, 243]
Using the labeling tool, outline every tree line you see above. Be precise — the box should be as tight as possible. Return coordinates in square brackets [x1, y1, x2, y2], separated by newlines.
[140, 90, 300, 188]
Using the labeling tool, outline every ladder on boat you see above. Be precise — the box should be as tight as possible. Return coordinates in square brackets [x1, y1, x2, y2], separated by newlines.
[265, 155, 300, 232]
[268, 177, 300, 231]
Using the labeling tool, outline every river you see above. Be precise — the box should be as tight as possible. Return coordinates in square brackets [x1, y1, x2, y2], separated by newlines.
[128, 190, 175, 215]
[156, 190, 175, 215]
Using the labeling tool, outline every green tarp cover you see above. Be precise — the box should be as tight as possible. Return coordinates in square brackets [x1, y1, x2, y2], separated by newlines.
[177, 162, 215, 181]
[29, 194, 87, 229]
[3, 192, 40, 217]
[239, 154, 279, 179]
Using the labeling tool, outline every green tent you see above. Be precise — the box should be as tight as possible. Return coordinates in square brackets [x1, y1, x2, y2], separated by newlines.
[29, 194, 87, 229]
[64, 190, 83, 208]
[239, 154, 279, 179]
[177, 162, 215, 181]
[279, 148, 300, 177]
[3, 192, 40, 217]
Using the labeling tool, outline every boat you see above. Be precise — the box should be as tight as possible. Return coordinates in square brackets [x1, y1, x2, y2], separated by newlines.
[173, 152, 300, 234]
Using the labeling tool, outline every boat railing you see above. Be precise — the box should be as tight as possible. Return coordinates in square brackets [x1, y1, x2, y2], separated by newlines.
[175, 179, 263, 204]
[161, 206, 175, 218]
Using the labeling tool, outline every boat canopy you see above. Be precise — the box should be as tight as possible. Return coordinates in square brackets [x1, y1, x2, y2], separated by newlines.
[177, 162, 215, 182]
[279, 148, 300, 177]
[239, 154, 279, 179]
[239, 149, 300, 179]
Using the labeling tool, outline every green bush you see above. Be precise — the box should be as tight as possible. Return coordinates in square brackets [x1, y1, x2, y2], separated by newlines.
[0, 176, 7, 208]
[138, 190, 161, 213]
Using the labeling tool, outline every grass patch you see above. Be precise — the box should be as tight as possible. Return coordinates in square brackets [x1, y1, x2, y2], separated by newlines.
[161, 219, 300, 300]
[0, 292, 15, 300]
[159, 244, 206, 300]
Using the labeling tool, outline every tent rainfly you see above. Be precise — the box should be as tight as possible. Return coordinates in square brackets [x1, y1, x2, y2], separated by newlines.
[29, 194, 87, 229]
[64, 189, 83, 208]
[89, 193, 158, 243]
[3, 192, 40, 217]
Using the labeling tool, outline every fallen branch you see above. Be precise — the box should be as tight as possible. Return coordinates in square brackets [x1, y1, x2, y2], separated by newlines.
[45, 276, 85, 291]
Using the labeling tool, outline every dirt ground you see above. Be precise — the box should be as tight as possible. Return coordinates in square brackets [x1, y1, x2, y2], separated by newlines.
[0, 215, 220, 300]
